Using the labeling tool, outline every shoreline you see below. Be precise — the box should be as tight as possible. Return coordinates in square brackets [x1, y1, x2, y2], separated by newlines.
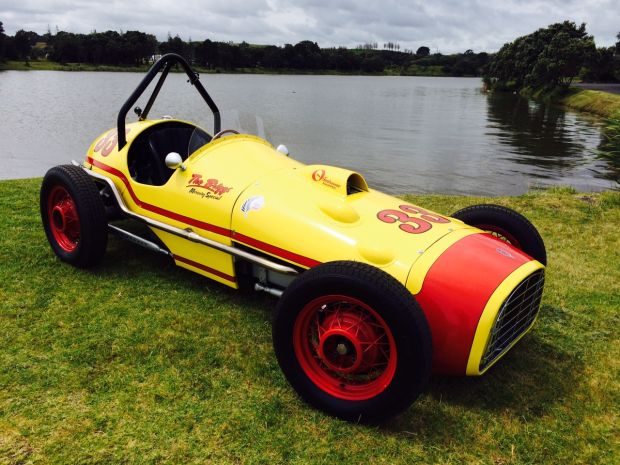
[559, 89, 620, 119]
[4, 59, 619, 122]
[0, 59, 464, 77]
[4, 60, 618, 118]
[520, 87, 620, 119]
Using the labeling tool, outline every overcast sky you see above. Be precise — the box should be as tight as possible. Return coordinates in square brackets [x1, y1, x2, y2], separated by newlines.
[1, 0, 618, 53]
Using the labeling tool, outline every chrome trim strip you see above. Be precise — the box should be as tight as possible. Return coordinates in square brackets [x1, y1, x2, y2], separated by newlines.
[83, 166, 299, 275]
[108, 224, 172, 257]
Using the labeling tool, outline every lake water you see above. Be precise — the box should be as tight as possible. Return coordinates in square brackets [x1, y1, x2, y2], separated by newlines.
[0, 71, 616, 195]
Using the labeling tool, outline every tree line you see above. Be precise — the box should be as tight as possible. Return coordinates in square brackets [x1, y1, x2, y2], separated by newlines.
[0, 22, 489, 76]
[484, 21, 620, 91]
[2, 20, 617, 82]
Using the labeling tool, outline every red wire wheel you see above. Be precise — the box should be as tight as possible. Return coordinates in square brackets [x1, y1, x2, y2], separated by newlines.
[273, 261, 432, 423]
[293, 295, 397, 401]
[47, 185, 81, 252]
[40, 165, 108, 268]
[451, 204, 546, 265]
[475, 223, 522, 248]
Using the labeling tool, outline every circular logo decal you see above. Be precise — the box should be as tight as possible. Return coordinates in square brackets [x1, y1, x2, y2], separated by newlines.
[312, 169, 326, 182]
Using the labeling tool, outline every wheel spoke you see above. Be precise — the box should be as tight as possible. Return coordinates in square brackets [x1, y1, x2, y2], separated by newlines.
[47, 186, 82, 252]
[362, 334, 388, 353]
[293, 294, 398, 401]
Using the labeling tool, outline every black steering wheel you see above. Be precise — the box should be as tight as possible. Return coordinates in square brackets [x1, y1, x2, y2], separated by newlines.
[212, 129, 240, 140]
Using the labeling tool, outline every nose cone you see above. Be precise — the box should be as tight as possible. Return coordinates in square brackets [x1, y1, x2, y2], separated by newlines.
[409, 233, 544, 375]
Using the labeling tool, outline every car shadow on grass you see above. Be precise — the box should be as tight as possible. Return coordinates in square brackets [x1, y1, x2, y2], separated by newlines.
[98, 238, 583, 438]
[100, 233, 276, 312]
[383, 315, 584, 437]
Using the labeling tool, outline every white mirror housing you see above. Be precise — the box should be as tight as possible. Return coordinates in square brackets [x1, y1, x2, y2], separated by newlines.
[276, 144, 289, 156]
[165, 152, 186, 171]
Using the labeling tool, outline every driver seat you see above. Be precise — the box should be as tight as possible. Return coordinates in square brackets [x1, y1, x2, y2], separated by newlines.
[128, 122, 212, 186]
[146, 126, 195, 185]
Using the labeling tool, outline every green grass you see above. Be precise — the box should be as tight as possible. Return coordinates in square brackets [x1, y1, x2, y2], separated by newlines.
[0, 60, 342, 74]
[516, 87, 620, 119]
[1, 179, 618, 464]
[401, 64, 445, 76]
[0, 60, 150, 72]
[0, 59, 450, 77]
[559, 89, 620, 119]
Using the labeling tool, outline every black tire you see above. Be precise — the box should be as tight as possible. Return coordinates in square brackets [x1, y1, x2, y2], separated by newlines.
[273, 261, 432, 423]
[40, 165, 108, 268]
[451, 204, 547, 265]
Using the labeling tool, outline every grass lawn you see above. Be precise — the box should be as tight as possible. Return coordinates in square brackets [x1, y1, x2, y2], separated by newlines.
[560, 89, 620, 119]
[0, 61, 149, 73]
[1, 179, 618, 464]
[0, 60, 450, 77]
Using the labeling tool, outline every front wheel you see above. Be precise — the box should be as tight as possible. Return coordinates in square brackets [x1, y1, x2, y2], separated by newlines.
[40, 165, 108, 268]
[451, 204, 547, 265]
[272, 261, 432, 423]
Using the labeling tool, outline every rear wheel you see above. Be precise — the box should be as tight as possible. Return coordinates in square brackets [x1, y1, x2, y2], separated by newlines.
[451, 204, 546, 265]
[40, 165, 108, 268]
[273, 261, 432, 423]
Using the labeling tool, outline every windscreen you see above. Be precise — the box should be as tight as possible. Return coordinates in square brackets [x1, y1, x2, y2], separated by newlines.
[187, 109, 268, 156]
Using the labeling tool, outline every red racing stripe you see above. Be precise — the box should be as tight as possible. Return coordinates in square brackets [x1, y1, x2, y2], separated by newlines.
[87, 157, 230, 237]
[87, 157, 320, 269]
[174, 255, 236, 283]
[232, 232, 321, 269]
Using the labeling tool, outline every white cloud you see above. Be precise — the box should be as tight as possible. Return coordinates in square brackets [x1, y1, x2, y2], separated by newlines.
[0, 0, 617, 52]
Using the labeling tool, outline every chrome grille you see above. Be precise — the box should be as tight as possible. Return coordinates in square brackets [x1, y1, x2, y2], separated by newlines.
[480, 270, 545, 371]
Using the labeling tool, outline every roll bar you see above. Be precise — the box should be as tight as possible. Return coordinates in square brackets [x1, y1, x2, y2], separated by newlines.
[117, 53, 221, 150]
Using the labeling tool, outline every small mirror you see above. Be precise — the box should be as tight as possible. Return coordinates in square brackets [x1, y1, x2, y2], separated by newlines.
[276, 144, 289, 156]
[165, 152, 186, 171]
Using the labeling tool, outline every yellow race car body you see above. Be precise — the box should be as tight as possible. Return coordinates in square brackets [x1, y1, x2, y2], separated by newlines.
[84, 118, 544, 376]
[41, 54, 546, 421]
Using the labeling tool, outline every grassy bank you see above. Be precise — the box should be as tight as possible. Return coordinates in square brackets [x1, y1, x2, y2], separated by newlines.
[0, 60, 149, 72]
[1, 179, 618, 464]
[0, 59, 450, 77]
[559, 88, 620, 119]
[522, 87, 620, 119]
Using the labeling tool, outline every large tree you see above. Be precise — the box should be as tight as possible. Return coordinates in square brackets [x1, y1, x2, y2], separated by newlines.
[416, 46, 430, 57]
[0, 21, 5, 61]
[580, 46, 617, 82]
[159, 34, 192, 60]
[291, 40, 322, 69]
[485, 21, 596, 90]
[13, 29, 39, 58]
[123, 31, 157, 65]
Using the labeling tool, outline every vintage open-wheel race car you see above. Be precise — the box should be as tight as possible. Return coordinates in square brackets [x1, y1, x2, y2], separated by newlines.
[40, 54, 547, 422]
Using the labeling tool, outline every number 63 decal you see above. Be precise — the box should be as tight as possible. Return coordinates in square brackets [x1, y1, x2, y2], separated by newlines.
[377, 204, 449, 234]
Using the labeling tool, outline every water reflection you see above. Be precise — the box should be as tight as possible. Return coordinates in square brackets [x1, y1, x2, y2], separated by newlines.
[0, 71, 616, 194]
[596, 125, 620, 186]
[486, 93, 615, 185]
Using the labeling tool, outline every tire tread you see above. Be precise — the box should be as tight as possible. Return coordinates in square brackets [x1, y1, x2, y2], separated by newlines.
[273, 261, 432, 423]
[451, 203, 547, 265]
[40, 165, 108, 268]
